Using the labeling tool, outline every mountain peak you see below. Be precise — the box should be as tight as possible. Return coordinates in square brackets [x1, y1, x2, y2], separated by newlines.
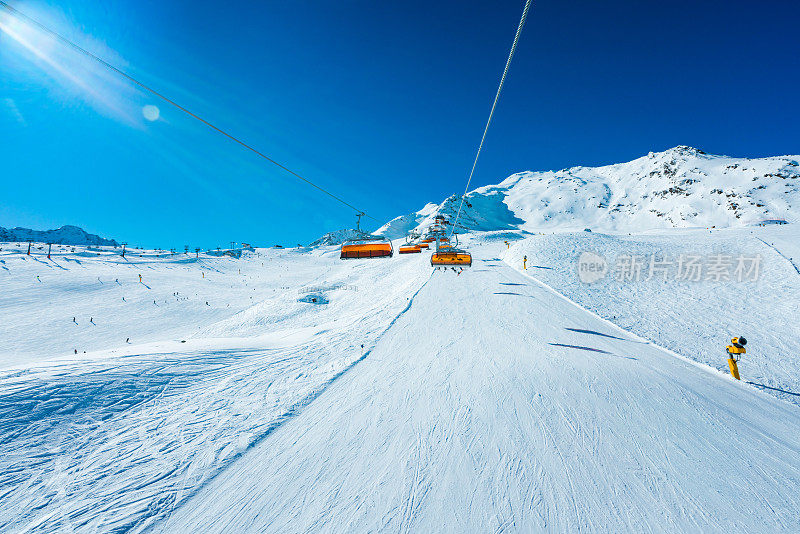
[0, 225, 118, 246]
[651, 146, 707, 158]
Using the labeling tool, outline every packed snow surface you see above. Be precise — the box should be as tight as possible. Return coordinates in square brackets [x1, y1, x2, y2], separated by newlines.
[2, 228, 800, 532]
[504, 224, 800, 406]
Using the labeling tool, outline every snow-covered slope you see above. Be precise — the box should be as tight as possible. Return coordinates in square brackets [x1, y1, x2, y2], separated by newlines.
[0, 224, 119, 246]
[376, 203, 439, 240]
[2, 227, 800, 532]
[0, 247, 315, 366]
[0, 243, 431, 531]
[163, 248, 800, 533]
[377, 147, 799, 238]
[503, 224, 800, 407]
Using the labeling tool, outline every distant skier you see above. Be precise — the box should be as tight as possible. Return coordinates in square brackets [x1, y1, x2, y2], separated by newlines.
[139, 274, 143, 283]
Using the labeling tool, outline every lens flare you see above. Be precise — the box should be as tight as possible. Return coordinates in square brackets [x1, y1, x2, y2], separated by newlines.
[142, 104, 160, 121]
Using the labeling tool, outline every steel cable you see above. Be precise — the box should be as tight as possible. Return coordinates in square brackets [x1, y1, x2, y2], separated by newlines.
[450, 0, 533, 236]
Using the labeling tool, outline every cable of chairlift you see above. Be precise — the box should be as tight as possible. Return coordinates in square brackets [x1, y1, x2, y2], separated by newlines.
[449, 0, 533, 238]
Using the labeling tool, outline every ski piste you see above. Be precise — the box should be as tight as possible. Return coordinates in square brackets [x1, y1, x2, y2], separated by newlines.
[2, 223, 800, 532]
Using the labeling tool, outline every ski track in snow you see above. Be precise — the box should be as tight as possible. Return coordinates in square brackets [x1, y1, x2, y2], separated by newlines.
[756, 237, 800, 275]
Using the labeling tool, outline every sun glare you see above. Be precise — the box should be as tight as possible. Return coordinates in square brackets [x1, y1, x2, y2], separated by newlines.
[0, 8, 137, 125]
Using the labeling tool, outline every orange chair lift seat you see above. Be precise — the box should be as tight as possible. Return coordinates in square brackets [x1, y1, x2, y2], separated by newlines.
[431, 250, 472, 267]
[340, 241, 393, 259]
[398, 244, 422, 254]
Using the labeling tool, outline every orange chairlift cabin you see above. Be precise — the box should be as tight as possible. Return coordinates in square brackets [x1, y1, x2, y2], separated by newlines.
[398, 243, 421, 254]
[340, 213, 393, 259]
[398, 231, 422, 254]
[431, 232, 472, 267]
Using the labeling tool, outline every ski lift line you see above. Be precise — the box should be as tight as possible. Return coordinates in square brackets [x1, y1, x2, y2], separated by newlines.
[0, 0, 377, 222]
[450, 0, 532, 238]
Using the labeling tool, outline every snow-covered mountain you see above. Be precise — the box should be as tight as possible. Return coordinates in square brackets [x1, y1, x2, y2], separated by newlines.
[377, 146, 799, 237]
[309, 228, 374, 246]
[0, 225, 118, 246]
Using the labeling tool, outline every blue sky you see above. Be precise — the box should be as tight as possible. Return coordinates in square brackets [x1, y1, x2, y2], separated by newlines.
[1, 0, 798, 248]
